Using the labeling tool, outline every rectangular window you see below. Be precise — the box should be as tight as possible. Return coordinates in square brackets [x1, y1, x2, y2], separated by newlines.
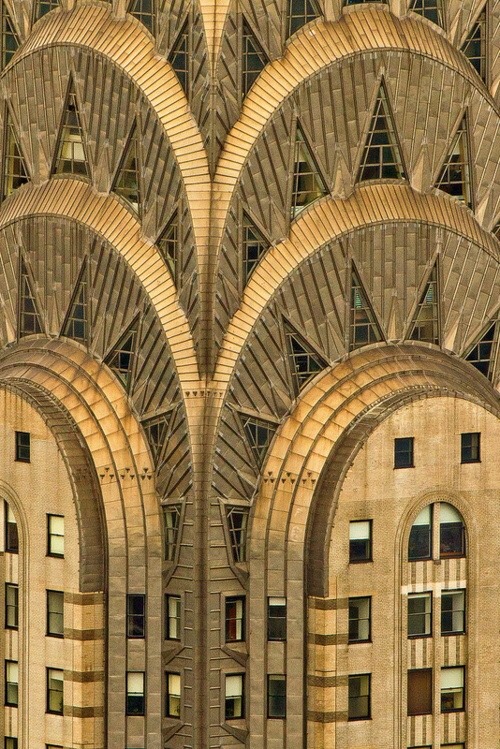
[4, 739, 18, 749]
[225, 596, 245, 642]
[439, 504, 465, 558]
[225, 673, 244, 719]
[14, 431, 30, 462]
[166, 672, 181, 718]
[349, 520, 372, 562]
[126, 671, 145, 716]
[165, 595, 181, 640]
[267, 597, 286, 641]
[407, 668, 432, 715]
[267, 675, 286, 718]
[163, 504, 181, 562]
[126, 594, 145, 638]
[348, 597, 371, 642]
[461, 432, 480, 463]
[46, 668, 63, 714]
[47, 514, 64, 557]
[5, 661, 18, 706]
[441, 666, 465, 712]
[408, 506, 432, 560]
[441, 589, 465, 635]
[5, 583, 18, 629]
[408, 592, 432, 637]
[4, 502, 18, 554]
[46, 590, 64, 637]
[394, 436, 414, 468]
[348, 673, 370, 720]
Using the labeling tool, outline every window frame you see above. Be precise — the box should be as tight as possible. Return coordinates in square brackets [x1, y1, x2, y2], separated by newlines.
[347, 673, 371, 721]
[349, 519, 372, 563]
[125, 671, 145, 716]
[460, 431, 480, 463]
[225, 596, 245, 643]
[348, 596, 371, 643]
[267, 674, 286, 719]
[267, 597, 286, 641]
[165, 594, 181, 641]
[440, 666, 465, 713]
[441, 589, 466, 636]
[4, 739, 18, 749]
[394, 436, 414, 468]
[407, 668, 433, 716]
[5, 660, 18, 707]
[14, 430, 30, 462]
[46, 667, 63, 715]
[47, 514, 64, 558]
[165, 671, 181, 718]
[126, 593, 145, 639]
[5, 583, 18, 630]
[46, 589, 64, 638]
[407, 591, 432, 638]
[224, 673, 245, 720]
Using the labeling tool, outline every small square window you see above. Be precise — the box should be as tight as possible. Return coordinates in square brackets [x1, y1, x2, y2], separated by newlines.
[267, 674, 286, 718]
[46, 590, 64, 637]
[5, 661, 18, 706]
[408, 592, 432, 637]
[348, 673, 370, 720]
[166, 595, 181, 640]
[46, 668, 63, 714]
[126, 594, 145, 638]
[441, 589, 465, 635]
[267, 597, 286, 641]
[166, 672, 181, 718]
[225, 673, 244, 719]
[440, 666, 465, 712]
[225, 596, 245, 642]
[461, 432, 480, 463]
[15, 431, 30, 462]
[5, 584, 18, 629]
[348, 597, 371, 642]
[4, 502, 19, 554]
[407, 668, 432, 715]
[349, 520, 372, 562]
[47, 514, 64, 557]
[126, 671, 145, 716]
[394, 437, 414, 468]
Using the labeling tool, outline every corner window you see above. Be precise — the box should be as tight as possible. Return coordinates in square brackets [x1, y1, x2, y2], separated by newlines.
[47, 514, 64, 557]
[348, 597, 371, 642]
[166, 672, 181, 718]
[267, 675, 286, 718]
[126, 672, 145, 716]
[5, 661, 18, 706]
[46, 590, 64, 637]
[407, 668, 432, 715]
[461, 432, 480, 463]
[46, 668, 63, 714]
[14, 431, 30, 462]
[407, 592, 432, 637]
[126, 594, 145, 638]
[349, 520, 372, 562]
[394, 436, 414, 468]
[225, 673, 244, 719]
[441, 589, 465, 635]
[4, 502, 18, 554]
[165, 595, 181, 640]
[225, 596, 245, 642]
[440, 666, 465, 712]
[5, 584, 18, 629]
[267, 597, 286, 641]
[348, 673, 370, 720]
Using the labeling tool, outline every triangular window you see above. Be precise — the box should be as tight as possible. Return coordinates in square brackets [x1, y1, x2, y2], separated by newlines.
[242, 415, 277, 467]
[436, 118, 472, 206]
[358, 83, 406, 182]
[19, 259, 43, 337]
[61, 260, 88, 342]
[157, 212, 178, 279]
[288, 0, 320, 37]
[466, 322, 496, 379]
[410, 0, 444, 28]
[105, 320, 139, 390]
[142, 412, 171, 462]
[350, 268, 383, 349]
[113, 123, 141, 213]
[285, 323, 327, 392]
[53, 81, 89, 177]
[461, 10, 487, 82]
[128, 0, 154, 34]
[242, 215, 269, 282]
[409, 266, 439, 345]
[36, 0, 59, 20]
[169, 23, 189, 94]
[242, 20, 268, 95]
[1, 5, 19, 69]
[291, 125, 328, 217]
[3, 115, 29, 198]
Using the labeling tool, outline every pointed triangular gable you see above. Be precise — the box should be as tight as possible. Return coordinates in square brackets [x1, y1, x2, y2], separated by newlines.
[169, 22, 189, 94]
[436, 117, 472, 206]
[19, 258, 43, 337]
[157, 212, 178, 279]
[358, 83, 406, 182]
[36, 1, 59, 20]
[288, 0, 320, 37]
[284, 322, 327, 392]
[410, 0, 444, 28]
[241, 414, 278, 467]
[61, 260, 88, 342]
[53, 79, 89, 177]
[1, 6, 19, 68]
[104, 319, 139, 390]
[3, 113, 29, 198]
[409, 265, 439, 345]
[113, 122, 140, 212]
[291, 124, 328, 217]
[461, 10, 487, 82]
[242, 20, 268, 95]
[350, 267, 383, 350]
[142, 411, 172, 463]
[466, 322, 497, 379]
[243, 214, 269, 282]
[128, 0, 154, 34]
